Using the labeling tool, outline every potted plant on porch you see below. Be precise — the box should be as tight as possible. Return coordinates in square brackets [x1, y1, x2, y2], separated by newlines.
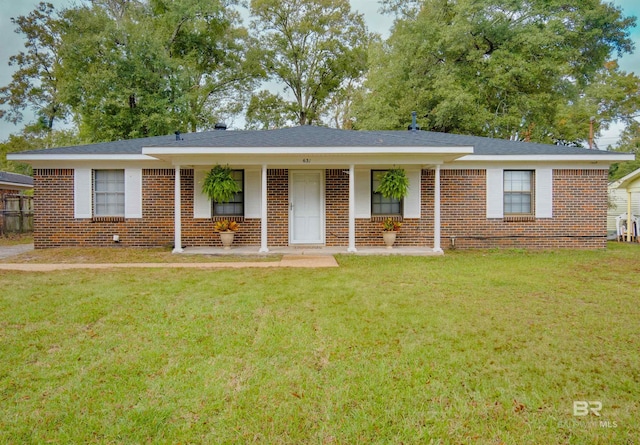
[202, 164, 241, 249]
[381, 218, 402, 248]
[213, 219, 240, 250]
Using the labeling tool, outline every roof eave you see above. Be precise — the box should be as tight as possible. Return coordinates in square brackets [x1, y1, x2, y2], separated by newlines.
[6, 154, 156, 162]
[459, 154, 634, 162]
[141, 145, 475, 156]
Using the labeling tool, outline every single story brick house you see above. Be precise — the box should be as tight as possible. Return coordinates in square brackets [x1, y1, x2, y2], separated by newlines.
[8, 126, 633, 251]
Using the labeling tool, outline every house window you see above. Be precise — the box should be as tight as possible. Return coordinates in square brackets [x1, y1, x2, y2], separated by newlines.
[213, 170, 244, 217]
[94, 170, 125, 216]
[372, 170, 402, 216]
[504, 170, 533, 214]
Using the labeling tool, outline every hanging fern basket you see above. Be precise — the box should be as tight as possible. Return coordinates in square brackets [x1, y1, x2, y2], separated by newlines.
[202, 164, 241, 204]
[376, 168, 409, 200]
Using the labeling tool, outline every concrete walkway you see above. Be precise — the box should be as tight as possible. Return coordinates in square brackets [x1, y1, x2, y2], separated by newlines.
[0, 243, 34, 260]
[0, 243, 441, 271]
[0, 254, 338, 271]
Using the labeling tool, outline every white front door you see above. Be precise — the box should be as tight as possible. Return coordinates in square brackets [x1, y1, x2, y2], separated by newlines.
[290, 170, 324, 244]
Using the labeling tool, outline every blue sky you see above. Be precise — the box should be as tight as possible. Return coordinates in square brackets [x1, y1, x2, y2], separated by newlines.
[0, 0, 639, 146]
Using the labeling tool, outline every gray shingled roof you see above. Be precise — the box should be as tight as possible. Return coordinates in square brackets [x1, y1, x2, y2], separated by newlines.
[10, 125, 623, 156]
[0, 171, 34, 186]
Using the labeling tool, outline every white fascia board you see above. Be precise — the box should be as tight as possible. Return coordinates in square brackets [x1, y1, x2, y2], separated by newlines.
[447, 161, 614, 170]
[0, 182, 32, 189]
[617, 168, 640, 189]
[142, 145, 474, 156]
[6, 154, 155, 162]
[459, 154, 634, 162]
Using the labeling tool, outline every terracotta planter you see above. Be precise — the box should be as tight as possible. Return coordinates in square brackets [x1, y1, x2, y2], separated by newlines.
[219, 231, 235, 250]
[383, 231, 397, 249]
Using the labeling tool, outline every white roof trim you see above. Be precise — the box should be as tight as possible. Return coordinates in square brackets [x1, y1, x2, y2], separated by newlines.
[7, 154, 157, 161]
[142, 145, 475, 156]
[460, 154, 634, 162]
[617, 168, 640, 189]
[0, 181, 32, 189]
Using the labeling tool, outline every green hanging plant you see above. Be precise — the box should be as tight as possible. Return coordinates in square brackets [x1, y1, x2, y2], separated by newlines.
[202, 164, 241, 203]
[376, 168, 409, 200]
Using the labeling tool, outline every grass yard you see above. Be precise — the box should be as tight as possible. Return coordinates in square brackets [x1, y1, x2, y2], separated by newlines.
[1, 244, 639, 444]
[0, 234, 32, 247]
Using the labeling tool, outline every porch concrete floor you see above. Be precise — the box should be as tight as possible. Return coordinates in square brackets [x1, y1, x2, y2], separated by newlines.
[181, 245, 444, 256]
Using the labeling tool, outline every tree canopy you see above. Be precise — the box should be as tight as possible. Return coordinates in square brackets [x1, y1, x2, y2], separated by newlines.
[249, 0, 372, 126]
[0, 2, 68, 131]
[353, 0, 639, 145]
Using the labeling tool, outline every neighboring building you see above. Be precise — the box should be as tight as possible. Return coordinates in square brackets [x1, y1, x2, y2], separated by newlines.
[608, 168, 640, 239]
[8, 126, 633, 251]
[0, 171, 33, 197]
[0, 171, 34, 235]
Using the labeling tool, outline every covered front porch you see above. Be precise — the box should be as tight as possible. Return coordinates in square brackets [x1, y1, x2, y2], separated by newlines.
[141, 132, 473, 254]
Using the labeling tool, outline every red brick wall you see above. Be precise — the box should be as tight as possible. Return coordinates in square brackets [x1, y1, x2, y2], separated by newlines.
[439, 169, 608, 249]
[326, 169, 349, 246]
[32, 169, 177, 248]
[31, 167, 608, 250]
[180, 170, 261, 247]
[267, 169, 289, 246]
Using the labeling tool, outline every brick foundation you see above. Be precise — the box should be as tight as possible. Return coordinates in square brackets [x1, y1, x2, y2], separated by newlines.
[32, 168, 609, 250]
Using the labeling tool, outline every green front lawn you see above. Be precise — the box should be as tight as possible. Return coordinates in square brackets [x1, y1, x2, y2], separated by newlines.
[1, 245, 638, 444]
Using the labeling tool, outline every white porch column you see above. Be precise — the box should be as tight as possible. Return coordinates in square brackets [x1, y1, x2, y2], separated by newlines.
[259, 164, 269, 253]
[348, 164, 357, 252]
[433, 165, 443, 253]
[172, 165, 184, 254]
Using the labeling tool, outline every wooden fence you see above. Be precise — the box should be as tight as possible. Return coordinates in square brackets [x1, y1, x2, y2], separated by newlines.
[1, 195, 33, 235]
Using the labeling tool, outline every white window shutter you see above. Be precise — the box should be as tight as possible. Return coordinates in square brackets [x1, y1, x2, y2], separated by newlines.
[244, 168, 261, 218]
[355, 169, 371, 218]
[193, 169, 212, 219]
[74, 168, 92, 219]
[486, 168, 504, 218]
[124, 168, 142, 218]
[535, 168, 553, 218]
[403, 168, 421, 218]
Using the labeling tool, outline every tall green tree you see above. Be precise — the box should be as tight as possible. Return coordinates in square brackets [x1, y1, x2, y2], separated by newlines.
[609, 121, 640, 180]
[58, 0, 257, 142]
[0, 121, 81, 175]
[249, 0, 372, 126]
[355, 0, 637, 145]
[0, 2, 68, 130]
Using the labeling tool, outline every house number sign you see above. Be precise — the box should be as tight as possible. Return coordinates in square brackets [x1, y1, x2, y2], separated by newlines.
[302, 158, 311, 163]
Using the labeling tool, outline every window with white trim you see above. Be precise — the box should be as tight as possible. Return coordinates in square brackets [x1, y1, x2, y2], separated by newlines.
[371, 170, 402, 216]
[94, 170, 125, 216]
[504, 170, 533, 215]
[213, 169, 244, 217]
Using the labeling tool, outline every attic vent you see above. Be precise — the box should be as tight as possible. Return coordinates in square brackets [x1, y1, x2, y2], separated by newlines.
[407, 111, 420, 131]
[214, 123, 227, 130]
[174, 131, 183, 141]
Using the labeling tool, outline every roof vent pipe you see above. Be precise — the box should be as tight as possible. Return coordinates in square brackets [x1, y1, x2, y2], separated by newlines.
[408, 111, 419, 131]
[174, 131, 182, 141]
